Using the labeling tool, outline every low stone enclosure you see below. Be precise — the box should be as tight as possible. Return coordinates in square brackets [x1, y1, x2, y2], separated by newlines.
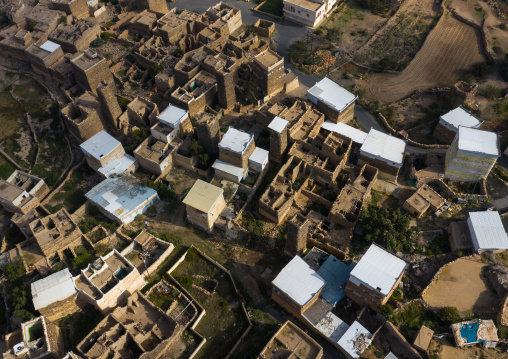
[417, 177, 488, 202]
[165, 246, 253, 359]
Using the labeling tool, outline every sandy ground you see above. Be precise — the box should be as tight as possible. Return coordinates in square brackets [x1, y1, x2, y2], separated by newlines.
[429, 338, 508, 359]
[422, 256, 499, 316]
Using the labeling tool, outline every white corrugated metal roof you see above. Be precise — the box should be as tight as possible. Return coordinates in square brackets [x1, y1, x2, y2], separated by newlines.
[248, 147, 269, 166]
[98, 154, 137, 178]
[40, 40, 60, 53]
[360, 129, 406, 166]
[350, 244, 407, 296]
[268, 116, 289, 133]
[272, 256, 326, 307]
[157, 104, 188, 128]
[468, 211, 508, 251]
[321, 120, 367, 144]
[212, 159, 245, 178]
[457, 126, 499, 157]
[80, 131, 121, 160]
[315, 312, 350, 343]
[307, 77, 357, 112]
[182, 179, 223, 213]
[218, 128, 253, 154]
[385, 352, 399, 359]
[440, 106, 482, 130]
[337, 321, 372, 359]
[31, 269, 76, 310]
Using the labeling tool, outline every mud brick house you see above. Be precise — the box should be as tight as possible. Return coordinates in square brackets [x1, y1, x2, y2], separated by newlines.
[49, 20, 101, 53]
[467, 211, 508, 253]
[433, 106, 482, 144]
[80, 131, 138, 178]
[206, 2, 242, 34]
[134, 137, 178, 176]
[272, 255, 326, 317]
[328, 164, 378, 228]
[85, 174, 158, 224]
[31, 269, 80, 321]
[307, 77, 357, 124]
[170, 70, 218, 117]
[3, 316, 63, 359]
[402, 184, 446, 218]
[253, 48, 285, 99]
[136, 0, 168, 15]
[258, 320, 323, 359]
[76, 291, 182, 358]
[30, 208, 85, 258]
[73, 249, 146, 312]
[183, 179, 226, 232]
[61, 92, 106, 141]
[70, 49, 114, 94]
[0, 171, 49, 214]
[25, 40, 64, 76]
[359, 129, 407, 182]
[444, 126, 499, 181]
[345, 244, 407, 310]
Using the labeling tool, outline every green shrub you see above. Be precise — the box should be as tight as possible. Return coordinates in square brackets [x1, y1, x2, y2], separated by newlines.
[187, 247, 198, 261]
[101, 32, 113, 41]
[439, 306, 461, 324]
[378, 304, 394, 318]
[90, 38, 104, 48]
[177, 275, 193, 287]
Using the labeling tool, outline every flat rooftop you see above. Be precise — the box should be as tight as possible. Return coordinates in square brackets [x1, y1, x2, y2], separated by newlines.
[284, 0, 324, 11]
[219, 127, 253, 154]
[71, 49, 106, 71]
[254, 48, 283, 70]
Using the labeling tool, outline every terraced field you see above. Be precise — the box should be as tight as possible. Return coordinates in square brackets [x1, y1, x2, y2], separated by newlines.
[365, 12, 485, 103]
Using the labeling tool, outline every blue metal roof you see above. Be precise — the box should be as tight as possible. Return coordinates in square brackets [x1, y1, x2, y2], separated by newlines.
[317, 255, 356, 306]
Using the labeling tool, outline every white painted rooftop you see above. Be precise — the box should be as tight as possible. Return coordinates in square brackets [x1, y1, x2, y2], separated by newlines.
[268, 116, 289, 133]
[468, 211, 508, 252]
[98, 154, 137, 178]
[40, 40, 60, 53]
[439, 106, 482, 131]
[321, 120, 367, 145]
[219, 127, 253, 154]
[307, 77, 357, 113]
[385, 352, 399, 359]
[157, 104, 188, 128]
[248, 147, 269, 166]
[183, 179, 223, 214]
[80, 131, 121, 160]
[350, 244, 407, 296]
[457, 126, 499, 158]
[31, 268, 76, 310]
[337, 321, 372, 359]
[360, 129, 406, 167]
[212, 159, 245, 179]
[272, 256, 326, 307]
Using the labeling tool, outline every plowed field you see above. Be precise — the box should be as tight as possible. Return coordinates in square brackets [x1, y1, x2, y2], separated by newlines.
[365, 13, 485, 103]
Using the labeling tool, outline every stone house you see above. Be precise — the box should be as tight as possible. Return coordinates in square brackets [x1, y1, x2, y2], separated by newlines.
[80, 131, 138, 178]
[85, 174, 159, 224]
[345, 244, 408, 310]
[358, 129, 407, 183]
[271, 255, 326, 317]
[402, 184, 446, 218]
[444, 126, 499, 181]
[70, 49, 114, 94]
[182, 179, 226, 232]
[0, 171, 49, 214]
[307, 77, 357, 124]
[433, 106, 482, 144]
[253, 48, 285, 99]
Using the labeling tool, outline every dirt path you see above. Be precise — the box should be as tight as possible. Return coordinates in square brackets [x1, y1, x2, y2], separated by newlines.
[365, 12, 485, 103]
[422, 256, 499, 316]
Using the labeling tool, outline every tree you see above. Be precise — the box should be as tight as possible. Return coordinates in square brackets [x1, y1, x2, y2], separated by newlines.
[149, 62, 164, 77]
[358, 205, 416, 252]
[5, 259, 25, 282]
[189, 139, 203, 157]
[58, 15, 67, 25]
[439, 307, 461, 324]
